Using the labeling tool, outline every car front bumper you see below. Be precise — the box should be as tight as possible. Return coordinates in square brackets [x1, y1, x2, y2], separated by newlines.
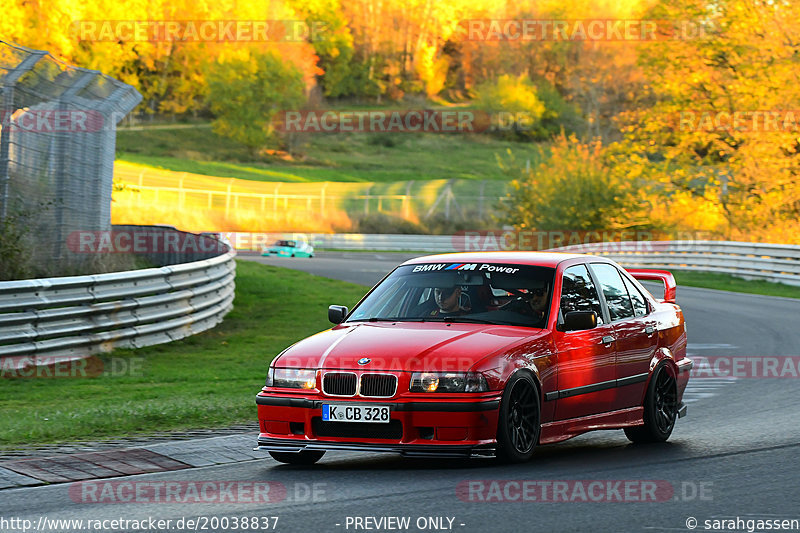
[255, 393, 501, 457]
[255, 437, 496, 458]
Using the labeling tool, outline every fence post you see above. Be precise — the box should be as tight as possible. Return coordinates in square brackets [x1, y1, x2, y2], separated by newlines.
[225, 178, 234, 217]
[138, 171, 144, 208]
[478, 180, 486, 219]
[179, 173, 186, 209]
[0, 49, 46, 221]
[404, 181, 413, 218]
[273, 183, 281, 213]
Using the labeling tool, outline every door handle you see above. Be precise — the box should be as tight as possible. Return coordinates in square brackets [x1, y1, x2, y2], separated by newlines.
[645, 325, 655, 335]
[601, 335, 615, 345]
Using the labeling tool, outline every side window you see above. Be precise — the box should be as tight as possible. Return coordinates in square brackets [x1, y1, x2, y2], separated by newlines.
[561, 265, 604, 325]
[418, 287, 432, 305]
[621, 274, 648, 317]
[590, 263, 635, 321]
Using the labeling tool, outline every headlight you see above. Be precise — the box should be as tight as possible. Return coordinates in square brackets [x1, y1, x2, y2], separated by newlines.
[409, 372, 488, 393]
[266, 368, 317, 389]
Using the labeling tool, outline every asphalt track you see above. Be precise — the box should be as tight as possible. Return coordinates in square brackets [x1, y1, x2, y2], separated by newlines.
[2, 252, 799, 533]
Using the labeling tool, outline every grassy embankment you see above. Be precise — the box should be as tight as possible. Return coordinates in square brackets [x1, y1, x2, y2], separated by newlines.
[0, 261, 365, 448]
[112, 122, 538, 233]
[673, 271, 800, 299]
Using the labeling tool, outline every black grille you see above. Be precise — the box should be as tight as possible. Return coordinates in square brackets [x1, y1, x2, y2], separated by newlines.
[322, 372, 357, 396]
[312, 418, 403, 440]
[360, 374, 397, 397]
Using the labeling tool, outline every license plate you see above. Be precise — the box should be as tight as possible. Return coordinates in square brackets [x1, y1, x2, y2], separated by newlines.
[322, 404, 390, 423]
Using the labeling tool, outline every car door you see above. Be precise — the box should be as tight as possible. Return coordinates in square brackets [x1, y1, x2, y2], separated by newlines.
[552, 264, 617, 420]
[588, 263, 658, 411]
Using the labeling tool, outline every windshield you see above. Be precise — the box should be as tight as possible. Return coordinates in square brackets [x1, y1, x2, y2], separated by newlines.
[347, 262, 555, 328]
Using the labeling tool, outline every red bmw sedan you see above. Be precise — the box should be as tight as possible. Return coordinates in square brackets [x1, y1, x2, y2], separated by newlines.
[255, 252, 691, 464]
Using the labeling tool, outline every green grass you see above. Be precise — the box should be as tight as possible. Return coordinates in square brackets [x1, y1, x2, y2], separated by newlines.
[0, 261, 366, 448]
[673, 271, 800, 299]
[116, 123, 541, 183]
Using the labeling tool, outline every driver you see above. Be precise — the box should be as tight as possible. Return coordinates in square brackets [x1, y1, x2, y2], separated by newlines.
[430, 284, 471, 316]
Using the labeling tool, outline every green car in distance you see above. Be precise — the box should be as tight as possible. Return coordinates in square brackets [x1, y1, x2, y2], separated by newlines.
[261, 239, 315, 258]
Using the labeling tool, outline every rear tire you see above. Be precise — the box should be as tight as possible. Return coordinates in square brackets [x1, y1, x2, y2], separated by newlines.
[496, 373, 541, 463]
[625, 363, 678, 443]
[269, 450, 325, 465]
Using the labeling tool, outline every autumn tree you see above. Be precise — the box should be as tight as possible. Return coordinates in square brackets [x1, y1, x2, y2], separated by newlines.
[499, 134, 648, 231]
[286, 0, 360, 98]
[206, 50, 306, 152]
[621, 0, 800, 240]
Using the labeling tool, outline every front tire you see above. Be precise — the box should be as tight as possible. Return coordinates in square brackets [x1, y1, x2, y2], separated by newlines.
[496, 373, 541, 463]
[269, 450, 325, 465]
[625, 363, 678, 443]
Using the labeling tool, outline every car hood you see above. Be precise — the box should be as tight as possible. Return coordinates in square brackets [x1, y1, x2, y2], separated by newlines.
[273, 322, 548, 372]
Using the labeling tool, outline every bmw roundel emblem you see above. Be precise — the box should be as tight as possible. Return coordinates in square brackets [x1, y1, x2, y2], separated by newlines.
[358, 357, 371, 365]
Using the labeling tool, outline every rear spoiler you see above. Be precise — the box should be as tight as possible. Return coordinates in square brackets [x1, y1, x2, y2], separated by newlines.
[625, 269, 677, 303]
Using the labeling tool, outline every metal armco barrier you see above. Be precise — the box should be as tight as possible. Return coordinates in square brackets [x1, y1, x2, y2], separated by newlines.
[228, 232, 457, 252]
[0, 243, 235, 364]
[241, 232, 800, 286]
[551, 240, 800, 286]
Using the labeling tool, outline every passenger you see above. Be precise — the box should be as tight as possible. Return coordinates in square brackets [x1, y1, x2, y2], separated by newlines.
[503, 282, 551, 321]
[526, 282, 550, 320]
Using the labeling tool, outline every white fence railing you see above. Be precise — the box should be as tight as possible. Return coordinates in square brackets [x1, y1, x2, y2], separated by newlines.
[309, 233, 457, 252]
[0, 247, 235, 366]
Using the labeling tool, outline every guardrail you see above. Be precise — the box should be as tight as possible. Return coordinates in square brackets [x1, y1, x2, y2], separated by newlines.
[240, 232, 800, 285]
[552, 240, 800, 286]
[241, 233, 800, 286]
[0, 231, 236, 366]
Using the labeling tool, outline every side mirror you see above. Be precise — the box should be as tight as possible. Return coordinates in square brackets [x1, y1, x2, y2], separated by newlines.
[562, 310, 597, 331]
[328, 305, 348, 324]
